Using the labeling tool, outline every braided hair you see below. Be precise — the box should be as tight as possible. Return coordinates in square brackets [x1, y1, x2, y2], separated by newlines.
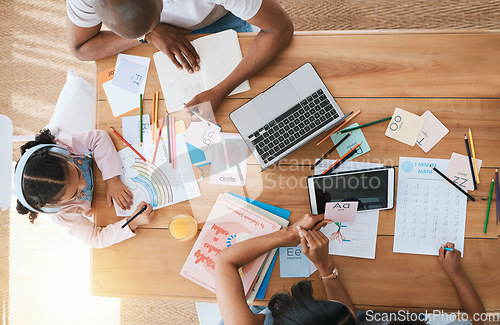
[15, 129, 68, 223]
[268, 280, 357, 325]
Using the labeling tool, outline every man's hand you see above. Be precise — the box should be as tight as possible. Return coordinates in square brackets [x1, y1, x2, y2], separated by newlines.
[127, 202, 155, 231]
[146, 23, 200, 73]
[106, 176, 133, 210]
[184, 88, 224, 120]
[438, 242, 463, 276]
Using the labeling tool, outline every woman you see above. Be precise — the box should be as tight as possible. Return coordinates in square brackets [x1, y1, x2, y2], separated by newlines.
[215, 213, 357, 325]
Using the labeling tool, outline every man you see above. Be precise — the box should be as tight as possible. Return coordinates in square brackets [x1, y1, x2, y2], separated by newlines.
[67, 0, 293, 112]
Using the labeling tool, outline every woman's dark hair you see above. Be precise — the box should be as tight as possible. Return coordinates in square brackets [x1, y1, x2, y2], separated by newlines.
[268, 280, 357, 325]
[15, 129, 68, 223]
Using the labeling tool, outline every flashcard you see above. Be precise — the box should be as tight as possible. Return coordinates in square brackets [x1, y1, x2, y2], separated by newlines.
[279, 246, 310, 278]
[184, 121, 221, 149]
[210, 133, 248, 186]
[416, 110, 449, 153]
[330, 123, 370, 160]
[446, 153, 482, 191]
[122, 114, 151, 145]
[385, 107, 425, 146]
[112, 58, 147, 93]
[324, 201, 358, 222]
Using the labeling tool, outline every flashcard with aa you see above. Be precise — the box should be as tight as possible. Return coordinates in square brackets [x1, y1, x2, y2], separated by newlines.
[416, 110, 449, 153]
[324, 201, 358, 222]
[385, 107, 425, 146]
[184, 121, 221, 149]
[112, 58, 147, 94]
[445, 153, 482, 191]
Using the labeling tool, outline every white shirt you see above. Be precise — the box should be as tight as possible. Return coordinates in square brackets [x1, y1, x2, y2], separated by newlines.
[67, 0, 262, 29]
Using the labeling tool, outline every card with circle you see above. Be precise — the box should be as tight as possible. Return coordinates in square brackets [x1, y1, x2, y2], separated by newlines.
[385, 107, 425, 146]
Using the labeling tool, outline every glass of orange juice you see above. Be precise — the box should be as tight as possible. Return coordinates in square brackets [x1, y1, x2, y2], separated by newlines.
[168, 214, 198, 241]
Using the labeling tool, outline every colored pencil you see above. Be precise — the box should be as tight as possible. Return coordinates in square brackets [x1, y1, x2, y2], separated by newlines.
[321, 142, 362, 175]
[484, 178, 494, 233]
[316, 110, 360, 146]
[310, 132, 352, 170]
[468, 129, 480, 184]
[121, 205, 147, 229]
[444, 247, 454, 252]
[152, 92, 156, 142]
[110, 127, 147, 162]
[338, 116, 391, 134]
[166, 114, 171, 163]
[495, 169, 499, 225]
[139, 94, 143, 147]
[431, 166, 475, 201]
[464, 135, 477, 190]
[152, 117, 165, 165]
[154, 92, 159, 141]
[170, 116, 176, 168]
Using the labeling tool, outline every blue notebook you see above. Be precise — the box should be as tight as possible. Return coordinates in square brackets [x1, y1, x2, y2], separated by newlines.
[228, 193, 290, 300]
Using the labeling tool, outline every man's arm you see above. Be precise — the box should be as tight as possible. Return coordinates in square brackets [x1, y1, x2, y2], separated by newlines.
[185, 0, 293, 114]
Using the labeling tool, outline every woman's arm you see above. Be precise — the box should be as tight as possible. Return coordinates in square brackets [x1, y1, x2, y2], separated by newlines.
[298, 228, 355, 313]
[215, 214, 327, 325]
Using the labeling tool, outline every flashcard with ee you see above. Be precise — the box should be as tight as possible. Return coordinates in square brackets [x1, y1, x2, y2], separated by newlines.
[416, 110, 449, 153]
[385, 107, 425, 146]
[324, 201, 358, 222]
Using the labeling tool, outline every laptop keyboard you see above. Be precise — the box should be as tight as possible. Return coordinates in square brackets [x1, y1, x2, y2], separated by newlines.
[248, 89, 339, 164]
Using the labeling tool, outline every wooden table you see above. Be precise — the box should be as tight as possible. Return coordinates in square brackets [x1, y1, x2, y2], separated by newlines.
[92, 30, 500, 312]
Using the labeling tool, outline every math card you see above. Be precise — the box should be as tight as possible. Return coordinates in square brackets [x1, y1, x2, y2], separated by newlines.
[184, 121, 221, 149]
[330, 123, 370, 160]
[416, 110, 449, 153]
[122, 114, 152, 145]
[385, 107, 425, 146]
[324, 201, 358, 222]
[445, 153, 482, 191]
[210, 133, 248, 186]
[279, 246, 310, 278]
[112, 58, 147, 94]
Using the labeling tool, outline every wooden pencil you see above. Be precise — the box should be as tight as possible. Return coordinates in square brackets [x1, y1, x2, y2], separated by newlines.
[316, 110, 360, 146]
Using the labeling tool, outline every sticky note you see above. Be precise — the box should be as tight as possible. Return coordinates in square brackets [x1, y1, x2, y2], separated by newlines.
[279, 246, 310, 278]
[385, 107, 425, 146]
[416, 111, 449, 153]
[446, 153, 482, 191]
[112, 58, 147, 93]
[330, 123, 370, 160]
[324, 201, 358, 222]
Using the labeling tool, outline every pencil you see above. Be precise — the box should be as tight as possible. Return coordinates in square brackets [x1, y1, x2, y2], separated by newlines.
[122, 205, 147, 229]
[321, 142, 362, 175]
[468, 129, 480, 184]
[152, 117, 165, 165]
[310, 132, 352, 170]
[139, 94, 143, 147]
[484, 178, 494, 233]
[495, 169, 499, 225]
[152, 92, 156, 142]
[444, 247, 454, 252]
[338, 116, 391, 134]
[316, 110, 360, 146]
[170, 116, 176, 168]
[166, 114, 171, 163]
[464, 135, 477, 190]
[110, 127, 147, 162]
[431, 166, 475, 201]
[154, 91, 159, 141]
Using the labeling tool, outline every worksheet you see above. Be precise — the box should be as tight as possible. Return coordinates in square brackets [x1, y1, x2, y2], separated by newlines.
[393, 157, 467, 256]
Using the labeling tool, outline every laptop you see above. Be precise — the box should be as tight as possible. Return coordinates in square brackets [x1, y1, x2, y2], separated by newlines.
[230, 62, 345, 170]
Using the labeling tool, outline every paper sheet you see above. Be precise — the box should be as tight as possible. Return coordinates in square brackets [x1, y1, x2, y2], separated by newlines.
[393, 157, 467, 256]
[210, 133, 248, 186]
[445, 152, 482, 191]
[385, 107, 425, 146]
[416, 110, 449, 153]
[330, 123, 370, 160]
[114, 132, 201, 216]
[314, 160, 384, 175]
[320, 210, 379, 259]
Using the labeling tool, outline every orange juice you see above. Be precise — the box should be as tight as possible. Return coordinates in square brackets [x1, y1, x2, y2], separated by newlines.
[168, 214, 198, 241]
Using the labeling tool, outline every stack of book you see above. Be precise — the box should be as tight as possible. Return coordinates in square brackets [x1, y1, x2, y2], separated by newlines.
[180, 193, 290, 302]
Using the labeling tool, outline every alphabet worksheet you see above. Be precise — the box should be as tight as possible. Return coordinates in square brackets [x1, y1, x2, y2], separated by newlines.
[393, 157, 467, 256]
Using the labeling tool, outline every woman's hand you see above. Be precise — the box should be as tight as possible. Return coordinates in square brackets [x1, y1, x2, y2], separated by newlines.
[438, 242, 463, 277]
[298, 228, 334, 275]
[105, 176, 133, 210]
[287, 213, 330, 241]
[127, 202, 155, 231]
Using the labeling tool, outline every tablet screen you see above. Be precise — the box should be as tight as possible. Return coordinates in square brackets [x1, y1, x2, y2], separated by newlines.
[311, 169, 390, 213]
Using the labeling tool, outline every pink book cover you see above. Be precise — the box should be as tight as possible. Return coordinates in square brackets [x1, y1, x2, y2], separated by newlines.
[180, 194, 281, 295]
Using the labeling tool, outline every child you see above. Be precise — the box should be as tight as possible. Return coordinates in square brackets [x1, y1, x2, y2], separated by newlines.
[215, 213, 357, 325]
[14, 129, 155, 248]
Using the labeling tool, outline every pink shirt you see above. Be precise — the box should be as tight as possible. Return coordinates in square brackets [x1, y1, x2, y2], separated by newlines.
[50, 130, 135, 248]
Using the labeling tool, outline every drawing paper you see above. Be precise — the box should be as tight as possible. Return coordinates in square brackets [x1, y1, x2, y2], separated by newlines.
[416, 110, 449, 153]
[385, 107, 425, 146]
[330, 123, 370, 160]
[446, 153, 482, 191]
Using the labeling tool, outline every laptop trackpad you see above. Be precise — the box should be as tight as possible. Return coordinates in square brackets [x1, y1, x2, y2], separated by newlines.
[253, 79, 301, 121]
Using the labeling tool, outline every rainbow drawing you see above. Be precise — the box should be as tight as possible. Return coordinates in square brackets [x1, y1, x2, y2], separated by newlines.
[129, 158, 173, 207]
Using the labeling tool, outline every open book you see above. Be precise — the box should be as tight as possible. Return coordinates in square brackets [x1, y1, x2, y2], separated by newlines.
[154, 29, 250, 113]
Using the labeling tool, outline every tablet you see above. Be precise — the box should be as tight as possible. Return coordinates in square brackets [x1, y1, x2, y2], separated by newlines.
[308, 167, 395, 214]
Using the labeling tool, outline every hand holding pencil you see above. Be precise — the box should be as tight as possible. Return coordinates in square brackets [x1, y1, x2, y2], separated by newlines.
[122, 202, 155, 230]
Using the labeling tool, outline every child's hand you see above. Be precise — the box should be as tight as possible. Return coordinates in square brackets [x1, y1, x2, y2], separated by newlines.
[289, 213, 330, 241]
[438, 242, 463, 276]
[298, 228, 334, 275]
[106, 176, 133, 210]
[127, 202, 155, 231]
